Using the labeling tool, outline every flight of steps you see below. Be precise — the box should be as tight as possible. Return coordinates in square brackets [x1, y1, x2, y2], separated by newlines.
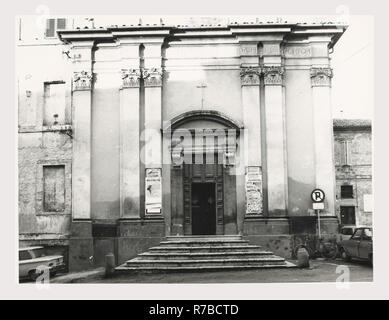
[115, 235, 295, 273]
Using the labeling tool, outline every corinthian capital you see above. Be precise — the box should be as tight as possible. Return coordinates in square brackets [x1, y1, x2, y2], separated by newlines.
[262, 66, 285, 86]
[240, 66, 261, 86]
[72, 71, 93, 91]
[121, 68, 141, 88]
[310, 67, 333, 87]
[142, 67, 163, 87]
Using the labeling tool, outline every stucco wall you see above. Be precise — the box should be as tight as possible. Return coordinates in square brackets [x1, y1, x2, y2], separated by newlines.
[91, 69, 121, 220]
[285, 69, 316, 216]
[19, 131, 72, 238]
[163, 43, 242, 124]
[18, 41, 72, 243]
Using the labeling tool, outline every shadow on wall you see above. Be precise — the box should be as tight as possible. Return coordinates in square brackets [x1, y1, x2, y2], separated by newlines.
[288, 177, 316, 216]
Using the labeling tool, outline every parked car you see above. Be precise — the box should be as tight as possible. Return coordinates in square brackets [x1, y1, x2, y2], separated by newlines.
[335, 226, 356, 245]
[19, 246, 65, 281]
[339, 227, 373, 264]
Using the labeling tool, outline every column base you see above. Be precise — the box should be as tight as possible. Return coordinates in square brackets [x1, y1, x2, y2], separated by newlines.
[116, 218, 165, 265]
[68, 220, 93, 272]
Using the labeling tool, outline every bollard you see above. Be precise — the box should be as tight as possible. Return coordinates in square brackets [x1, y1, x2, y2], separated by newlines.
[105, 253, 116, 277]
[296, 247, 310, 268]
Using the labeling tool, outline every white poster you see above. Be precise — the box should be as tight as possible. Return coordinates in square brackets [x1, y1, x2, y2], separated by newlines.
[245, 166, 263, 215]
[145, 168, 162, 214]
[363, 194, 373, 212]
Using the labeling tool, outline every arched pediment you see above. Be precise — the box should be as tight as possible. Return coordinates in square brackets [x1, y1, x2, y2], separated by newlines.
[163, 110, 244, 132]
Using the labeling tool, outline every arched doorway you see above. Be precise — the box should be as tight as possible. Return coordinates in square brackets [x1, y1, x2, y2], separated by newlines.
[164, 110, 242, 236]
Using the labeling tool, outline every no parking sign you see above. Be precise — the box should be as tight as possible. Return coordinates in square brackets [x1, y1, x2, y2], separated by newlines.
[311, 189, 325, 238]
[311, 188, 325, 203]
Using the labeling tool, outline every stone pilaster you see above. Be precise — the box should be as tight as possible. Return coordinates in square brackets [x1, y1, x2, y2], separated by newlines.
[240, 65, 263, 216]
[311, 66, 336, 215]
[263, 59, 288, 215]
[71, 42, 94, 220]
[143, 66, 163, 170]
[69, 41, 94, 271]
[120, 67, 141, 219]
[143, 43, 164, 216]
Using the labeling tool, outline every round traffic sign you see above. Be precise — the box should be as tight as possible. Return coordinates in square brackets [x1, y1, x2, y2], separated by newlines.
[311, 189, 325, 203]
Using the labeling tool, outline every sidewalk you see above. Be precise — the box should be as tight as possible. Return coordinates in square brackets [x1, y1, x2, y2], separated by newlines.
[49, 267, 105, 283]
[48, 259, 372, 284]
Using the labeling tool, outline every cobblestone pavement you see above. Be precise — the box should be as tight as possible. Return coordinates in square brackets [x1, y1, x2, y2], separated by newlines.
[40, 259, 372, 284]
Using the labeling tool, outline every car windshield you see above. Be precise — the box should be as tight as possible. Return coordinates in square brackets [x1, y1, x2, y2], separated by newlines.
[19, 248, 45, 260]
[341, 228, 354, 235]
[352, 229, 363, 239]
[30, 248, 45, 258]
[19, 250, 32, 260]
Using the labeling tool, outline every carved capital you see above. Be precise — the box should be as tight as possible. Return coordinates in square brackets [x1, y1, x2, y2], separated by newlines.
[262, 66, 284, 86]
[310, 67, 333, 87]
[240, 66, 261, 86]
[72, 71, 92, 91]
[121, 68, 141, 88]
[142, 67, 163, 87]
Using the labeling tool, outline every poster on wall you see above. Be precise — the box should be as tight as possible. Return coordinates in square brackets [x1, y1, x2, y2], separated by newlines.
[245, 166, 263, 215]
[145, 168, 162, 214]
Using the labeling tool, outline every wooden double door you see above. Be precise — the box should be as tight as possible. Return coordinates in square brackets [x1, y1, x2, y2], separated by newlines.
[171, 162, 224, 235]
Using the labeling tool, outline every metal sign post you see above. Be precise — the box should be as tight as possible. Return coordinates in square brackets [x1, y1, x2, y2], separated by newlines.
[311, 189, 325, 240]
[317, 209, 321, 239]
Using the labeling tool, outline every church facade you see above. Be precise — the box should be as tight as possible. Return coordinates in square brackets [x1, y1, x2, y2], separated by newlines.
[18, 18, 347, 270]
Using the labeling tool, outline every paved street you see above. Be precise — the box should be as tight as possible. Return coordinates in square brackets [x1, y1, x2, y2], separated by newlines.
[41, 259, 372, 284]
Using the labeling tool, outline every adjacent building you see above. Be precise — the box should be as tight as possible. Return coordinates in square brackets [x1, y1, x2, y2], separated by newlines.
[17, 16, 351, 270]
[333, 119, 372, 227]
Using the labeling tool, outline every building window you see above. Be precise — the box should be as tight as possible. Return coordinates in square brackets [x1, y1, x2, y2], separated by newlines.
[43, 165, 65, 212]
[340, 140, 351, 165]
[45, 18, 67, 38]
[340, 206, 356, 225]
[43, 81, 66, 126]
[341, 185, 354, 199]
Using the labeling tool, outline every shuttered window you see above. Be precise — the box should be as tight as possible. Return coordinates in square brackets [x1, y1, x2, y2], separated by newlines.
[57, 18, 66, 30]
[45, 18, 67, 38]
[340, 141, 351, 165]
[45, 19, 55, 37]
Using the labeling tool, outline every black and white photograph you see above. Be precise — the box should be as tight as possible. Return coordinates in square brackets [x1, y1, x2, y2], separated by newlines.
[1, 0, 388, 304]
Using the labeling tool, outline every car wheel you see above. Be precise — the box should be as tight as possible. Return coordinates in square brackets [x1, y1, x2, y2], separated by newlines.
[340, 248, 351, 262]
[369, 254, 373, 266]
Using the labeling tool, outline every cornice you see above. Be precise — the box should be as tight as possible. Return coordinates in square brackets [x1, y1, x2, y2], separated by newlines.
[58, 23, 347, 49]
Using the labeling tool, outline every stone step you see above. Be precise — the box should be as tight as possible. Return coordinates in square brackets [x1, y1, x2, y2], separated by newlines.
[166, 235, 243, 241]
[115, 235, 295, 274]
[148, 245, 263, 253]
[116, 262, 295, 273]
[125, 257, 287, 268]
[138, 251, 274, 260]
[159, 239, 249, 247]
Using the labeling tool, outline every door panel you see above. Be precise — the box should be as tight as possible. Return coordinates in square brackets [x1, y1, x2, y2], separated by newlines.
[340, 206, 356, 225]
[191, 183, 216, 235]
[182, 162, 223, 235]
[348, 229, 363, 257]
[358, 228, 372, 259]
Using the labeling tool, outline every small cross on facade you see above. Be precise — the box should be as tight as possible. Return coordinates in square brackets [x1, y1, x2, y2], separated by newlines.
[196, 83, 207, 110]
